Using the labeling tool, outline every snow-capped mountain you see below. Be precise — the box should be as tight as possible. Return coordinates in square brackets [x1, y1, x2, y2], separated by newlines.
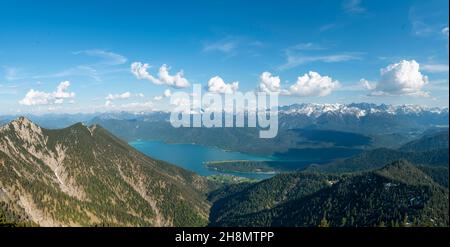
[279, 103, 449, 118]
[278, 103, 448, 135]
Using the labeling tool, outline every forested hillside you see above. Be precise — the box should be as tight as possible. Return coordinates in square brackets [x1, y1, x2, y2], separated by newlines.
[0, 117, 215, 226]
[209, 161, 449, 227]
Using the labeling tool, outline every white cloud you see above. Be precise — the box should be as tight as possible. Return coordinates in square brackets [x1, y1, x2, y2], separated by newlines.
[131, 62, 159, 81]
[158, 65, 189, 88]
[105, 92, 144, 106]
[19, 90, 53, 106]
[202, 36, 263, 57]
[288, 71, 340, 97]
[422, 64, 449, 73]
[279, 52, 362, 70]
[19, 81, 75, 106]
[360, 79, 376, 90]
[131, 62, 190, 88]
[207, 76, 239, 94]
[370, 60, 429, 96]
[36, 65, 101, 82]
[343, 0, 366, 14]
[163, 89, 172, 97]
[289, 42, 326, 51]
[54, 81, 74, 99]
[279, 41, 362, 70]
[74, 49, 127, 65]
[153, 89, 172, 101]
[203, 40, 237, 53]
[258, 72, 281, 93]
[106, 92, 132, 101]
[443, 27, 449, 37]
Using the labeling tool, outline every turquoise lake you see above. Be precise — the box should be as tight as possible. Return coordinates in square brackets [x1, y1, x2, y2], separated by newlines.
[129, 140, 275, 180]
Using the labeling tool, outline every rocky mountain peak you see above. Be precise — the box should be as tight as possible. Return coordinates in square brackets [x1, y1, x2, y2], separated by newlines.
[1, 117, 44, 142]
[9, 116, 39, 129]
[0, 119, 211, 226]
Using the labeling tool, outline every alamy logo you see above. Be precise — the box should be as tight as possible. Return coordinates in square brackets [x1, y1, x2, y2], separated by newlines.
[169, 84, 279, 138]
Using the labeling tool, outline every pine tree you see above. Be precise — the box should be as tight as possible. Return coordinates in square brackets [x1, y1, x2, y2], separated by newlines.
[319, 216, 330, 227]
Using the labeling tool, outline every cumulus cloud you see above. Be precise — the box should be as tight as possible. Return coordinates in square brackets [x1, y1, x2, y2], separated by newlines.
[131, 62, 158, 81]
[106, 92, 132, 101]
[207, 76, 239, 94]
[105, 92, 144, 106]
[371, 60, 429, 96]
[153, 89, 172, 101]
[256, 71, 340, 97]
[288, 71, 340, 97]
[131, 62, 190, 88]
[19, 90, 53, 106]
[258, 72, 281, 93]
[158, 65, 189, 88]
[19, 81, 75, 106]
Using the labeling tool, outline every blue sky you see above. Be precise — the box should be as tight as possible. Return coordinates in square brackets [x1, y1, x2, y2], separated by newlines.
[0, 0, 448, 114]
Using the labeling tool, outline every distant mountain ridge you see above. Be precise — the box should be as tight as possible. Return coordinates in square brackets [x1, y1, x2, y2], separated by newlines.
[399, 130, 449, 152]
[306, 129, 449, 174]
[279, 103, 448, 117]
[1, 103, 448, 129]
[278, 103, 448, 135]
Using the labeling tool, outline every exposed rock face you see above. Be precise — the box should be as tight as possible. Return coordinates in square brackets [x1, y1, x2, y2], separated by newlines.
[0, 117, 212, 226]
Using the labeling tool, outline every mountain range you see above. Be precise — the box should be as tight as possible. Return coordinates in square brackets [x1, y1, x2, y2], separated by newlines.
[1, 102, 448, 131]
[0, 107, 448, 227]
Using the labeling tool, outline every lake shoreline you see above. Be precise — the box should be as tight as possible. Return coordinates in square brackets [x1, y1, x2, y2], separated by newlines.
[129, 139, 276, 180]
